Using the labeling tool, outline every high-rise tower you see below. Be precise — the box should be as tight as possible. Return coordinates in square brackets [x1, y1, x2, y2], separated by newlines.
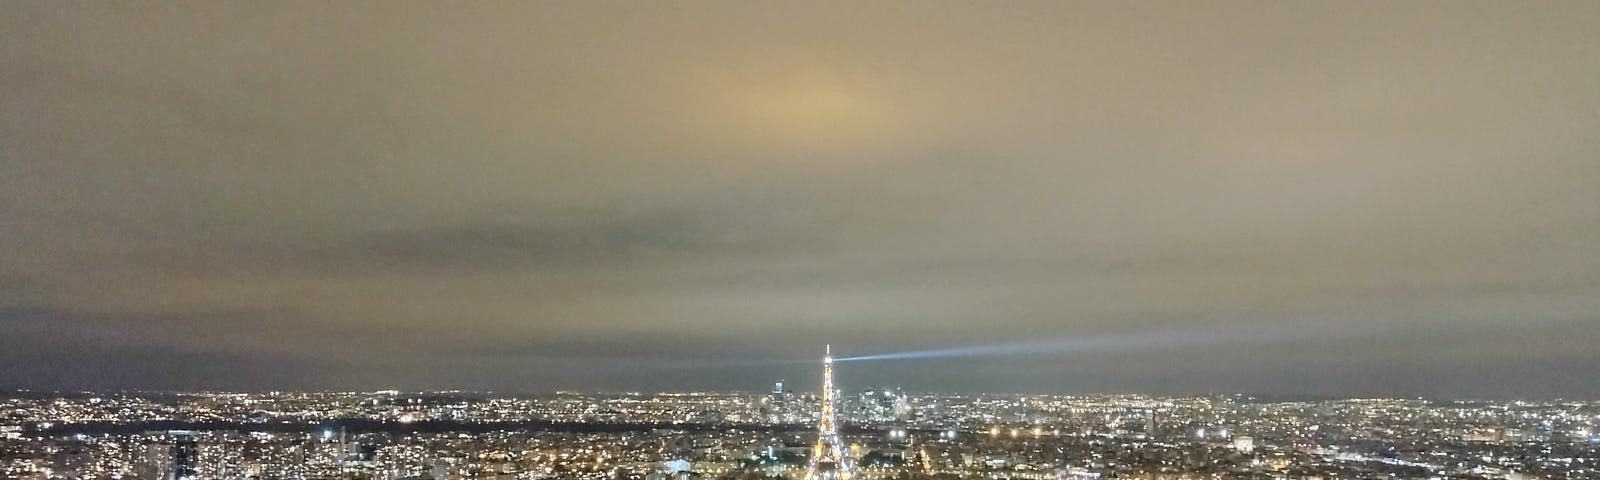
[804, 345, 854, 480]
[169, 434, 198, 480]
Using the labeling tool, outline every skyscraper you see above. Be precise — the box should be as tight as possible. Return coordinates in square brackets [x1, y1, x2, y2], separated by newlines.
[170, 434, 198, 480]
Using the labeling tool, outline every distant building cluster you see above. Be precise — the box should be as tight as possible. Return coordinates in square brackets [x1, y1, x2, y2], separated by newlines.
[3, 388, 1596, 479]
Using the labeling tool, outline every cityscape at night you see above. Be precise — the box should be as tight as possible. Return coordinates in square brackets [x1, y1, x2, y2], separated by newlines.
[4, 1, 1599, 479]
[3, 350, 1599, 479]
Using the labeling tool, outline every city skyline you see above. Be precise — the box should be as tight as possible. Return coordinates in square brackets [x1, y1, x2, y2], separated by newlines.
[3, 2, 1599, 398]
[1, 350, 1592, 478]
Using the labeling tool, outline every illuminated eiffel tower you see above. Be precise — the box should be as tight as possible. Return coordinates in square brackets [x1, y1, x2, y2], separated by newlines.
[804, 345, 854, 480]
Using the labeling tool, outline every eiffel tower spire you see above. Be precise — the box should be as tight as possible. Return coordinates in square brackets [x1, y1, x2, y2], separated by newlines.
[805, 345, 853, 480]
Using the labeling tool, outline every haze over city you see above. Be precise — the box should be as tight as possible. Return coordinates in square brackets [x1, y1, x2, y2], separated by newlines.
[3, 1, 1599, 398]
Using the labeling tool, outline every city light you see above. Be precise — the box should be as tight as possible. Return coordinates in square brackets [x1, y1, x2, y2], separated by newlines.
[4, 2, 1594, 479]
[2, 384, 1596, 478]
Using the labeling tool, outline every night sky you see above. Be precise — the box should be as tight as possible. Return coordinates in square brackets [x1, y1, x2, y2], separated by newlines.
[2, 2, 1597, 398]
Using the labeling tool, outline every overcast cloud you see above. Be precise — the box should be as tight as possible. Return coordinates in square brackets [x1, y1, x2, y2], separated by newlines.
[2, 1, 1597, 397]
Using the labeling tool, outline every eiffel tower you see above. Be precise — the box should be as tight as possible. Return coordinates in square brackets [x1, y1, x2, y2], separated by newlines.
[804, 345, 854, 480]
